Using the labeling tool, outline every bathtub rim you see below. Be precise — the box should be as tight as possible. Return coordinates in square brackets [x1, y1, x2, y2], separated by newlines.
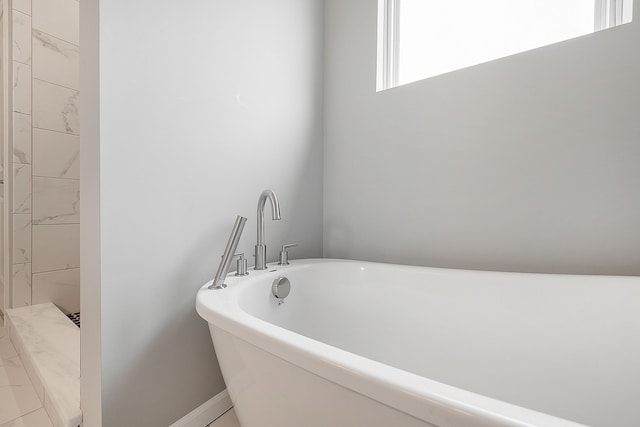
[196, 258, 592, 427]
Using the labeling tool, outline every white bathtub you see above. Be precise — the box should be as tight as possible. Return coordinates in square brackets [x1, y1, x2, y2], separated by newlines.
[196, 259, 640, 427]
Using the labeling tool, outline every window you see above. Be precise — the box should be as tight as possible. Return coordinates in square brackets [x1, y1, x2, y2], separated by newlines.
[377, 0, 634, 91]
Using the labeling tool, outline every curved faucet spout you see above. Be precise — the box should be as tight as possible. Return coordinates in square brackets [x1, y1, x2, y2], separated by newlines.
[255, 189, 281, 270]
[257, 190, 281, 245]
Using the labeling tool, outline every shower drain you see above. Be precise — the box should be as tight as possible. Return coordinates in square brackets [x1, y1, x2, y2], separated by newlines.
[67, 312, 81, 328]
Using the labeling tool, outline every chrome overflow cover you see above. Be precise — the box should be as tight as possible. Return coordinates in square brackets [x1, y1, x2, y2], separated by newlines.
[272, 277, 291, 304]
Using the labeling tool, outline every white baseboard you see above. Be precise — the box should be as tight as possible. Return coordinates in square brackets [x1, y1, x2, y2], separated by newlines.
[169, 389, 233, 427]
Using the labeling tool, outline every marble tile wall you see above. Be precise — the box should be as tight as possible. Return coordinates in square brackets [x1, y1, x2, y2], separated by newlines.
[12, 0, 31, 15]
[0, 7, 3, 319]
[10, 0, 80, 314]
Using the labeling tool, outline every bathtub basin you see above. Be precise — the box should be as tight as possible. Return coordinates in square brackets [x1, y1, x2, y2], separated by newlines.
[196, 259, 640, 427]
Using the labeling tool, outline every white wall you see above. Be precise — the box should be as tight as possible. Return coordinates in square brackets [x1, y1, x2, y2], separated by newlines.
[324, 1, 640, 275]
[81, 1, 324, 425]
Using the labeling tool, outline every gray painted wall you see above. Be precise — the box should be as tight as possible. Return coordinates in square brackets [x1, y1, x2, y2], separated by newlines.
[324, 1, 640, 275]
[81, 1, 323, 425]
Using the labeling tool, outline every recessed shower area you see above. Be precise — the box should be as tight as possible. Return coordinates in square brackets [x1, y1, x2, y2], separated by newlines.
[0, 0, 80, 426]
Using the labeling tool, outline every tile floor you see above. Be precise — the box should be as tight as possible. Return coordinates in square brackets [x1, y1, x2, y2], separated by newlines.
[0, 326, 53, 427]
[2, 323, 238, 427]
[7, 303, 81, 427]
[207, 408, 241, 427]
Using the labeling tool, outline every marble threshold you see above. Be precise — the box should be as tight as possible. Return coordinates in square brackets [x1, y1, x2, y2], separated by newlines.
[6, 303, 81, 427]
[0, 325, 53, 426]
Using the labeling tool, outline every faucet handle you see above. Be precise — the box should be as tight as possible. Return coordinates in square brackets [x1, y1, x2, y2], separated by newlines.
[278, 244, 297, 266]
[234, 252, 249, 276]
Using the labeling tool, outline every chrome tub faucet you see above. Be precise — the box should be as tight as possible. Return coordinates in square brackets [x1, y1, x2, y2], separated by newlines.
[255, 190, 281, 270]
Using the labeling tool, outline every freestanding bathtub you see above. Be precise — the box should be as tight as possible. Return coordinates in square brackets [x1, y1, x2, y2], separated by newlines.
[196, 259, 640, 427]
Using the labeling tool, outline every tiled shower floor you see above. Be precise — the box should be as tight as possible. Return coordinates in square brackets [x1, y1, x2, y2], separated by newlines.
[0, 326, 53, 427]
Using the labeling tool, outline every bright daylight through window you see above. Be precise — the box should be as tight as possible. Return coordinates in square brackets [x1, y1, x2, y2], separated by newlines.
[377, 0, 634, 90]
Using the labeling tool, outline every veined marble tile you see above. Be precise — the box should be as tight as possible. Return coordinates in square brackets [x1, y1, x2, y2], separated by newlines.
[0, 334, 41, 425]
[32, 269, 79, 315]
[32, 224, 80, 273]
[0, 408, 53, 427]
[0, 127, 3, 175]
[33, 30, 79, 91]
[6, 303, 80, 427]
[12, 11, 31, 65]
[0, 383, 42, 425]
[0, 189, 3, 279]
[12, 62, 31, 114]
[33, 80, 79, 135]
[7, 325, 45, 405]
[12, 0, 32, 15]
[0, 329, 18, 359]
[13, 164, 32, 214]
[12, 263, 32, 308]
[13, 113, 32, 164]
[32, 0, 78, 45]
[45, 385, 82, 427]
[13, 214, 32, 264]
[33, 178, 79, 225]
[33, 129, 79, 179]
[0, 355, 30, 387]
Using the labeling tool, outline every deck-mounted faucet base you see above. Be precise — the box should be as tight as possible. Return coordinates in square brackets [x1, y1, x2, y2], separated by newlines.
[255, 244, 267, 270]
